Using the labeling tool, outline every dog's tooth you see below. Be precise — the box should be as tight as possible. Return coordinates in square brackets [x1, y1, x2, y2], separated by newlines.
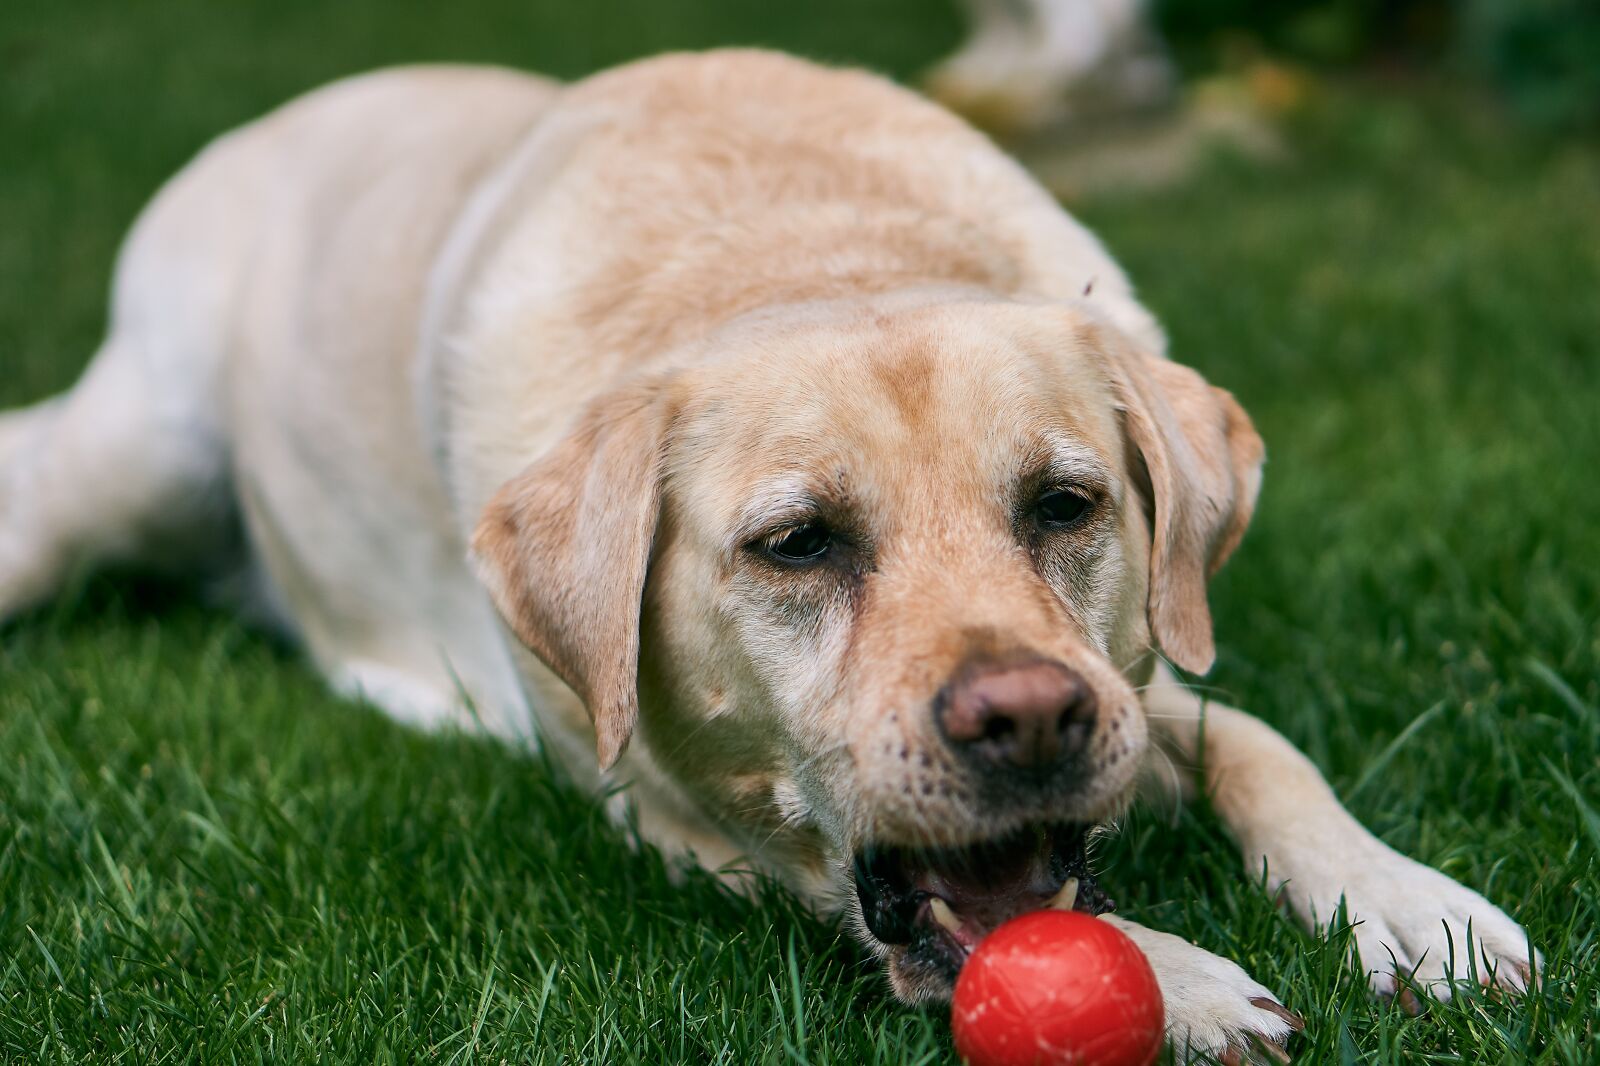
[929, 896, 961, 934]
[1049, 877, 1080, 911]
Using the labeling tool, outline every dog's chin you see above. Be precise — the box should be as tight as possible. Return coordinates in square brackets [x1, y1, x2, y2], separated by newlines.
[852, 822, 1113, 1004]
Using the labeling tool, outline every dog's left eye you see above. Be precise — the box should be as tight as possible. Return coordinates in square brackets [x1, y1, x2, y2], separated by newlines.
[1032, 488, 1094, 530]
[765, 522, 833, 564]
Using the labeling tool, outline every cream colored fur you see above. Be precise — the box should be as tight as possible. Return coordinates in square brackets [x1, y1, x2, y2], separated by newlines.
[0, 51, 1534, 1062]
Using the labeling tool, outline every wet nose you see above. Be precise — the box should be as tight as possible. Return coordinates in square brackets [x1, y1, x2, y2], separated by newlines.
[935, 657, 1097, 770]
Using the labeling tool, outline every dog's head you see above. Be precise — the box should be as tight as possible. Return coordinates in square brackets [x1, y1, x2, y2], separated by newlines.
[472, 296, 1262, 1000]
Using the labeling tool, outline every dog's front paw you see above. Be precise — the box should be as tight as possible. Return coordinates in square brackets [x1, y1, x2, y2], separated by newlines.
[1103, 916, 1303, 1064]
[1260, 822, 1537, 1006]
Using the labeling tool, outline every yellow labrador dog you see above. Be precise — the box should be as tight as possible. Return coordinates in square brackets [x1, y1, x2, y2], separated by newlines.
[0, 50, 1534, 1061]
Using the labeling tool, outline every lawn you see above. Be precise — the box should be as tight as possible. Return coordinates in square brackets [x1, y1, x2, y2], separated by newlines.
[2, 1, 1598, 1063]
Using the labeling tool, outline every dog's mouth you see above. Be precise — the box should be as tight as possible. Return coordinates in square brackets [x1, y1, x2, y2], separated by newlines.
[852, 822, 1112, 984]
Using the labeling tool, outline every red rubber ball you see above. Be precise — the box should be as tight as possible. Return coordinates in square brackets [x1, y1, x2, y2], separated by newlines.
[951, 910, 1164, 1066]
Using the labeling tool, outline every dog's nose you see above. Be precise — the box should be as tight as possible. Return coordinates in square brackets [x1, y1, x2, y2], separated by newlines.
[936, 658, 1096, 770]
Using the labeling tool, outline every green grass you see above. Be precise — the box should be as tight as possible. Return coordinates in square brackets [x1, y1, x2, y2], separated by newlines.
[3, 2, 1598, 1062]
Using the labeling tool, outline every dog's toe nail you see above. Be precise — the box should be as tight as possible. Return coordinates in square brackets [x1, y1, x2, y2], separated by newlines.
[1252, 1035, 1293, 1064]
[1249, 996, 1305, 1032]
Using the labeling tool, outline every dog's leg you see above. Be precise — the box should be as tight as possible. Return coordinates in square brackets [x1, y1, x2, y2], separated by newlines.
[0, 148, 252, 624]
[1104, 916, 1301, 1064]
[1142, 662, 1537, 1002]
[0, 397, 66, 612]
[0, 333, 233, 622]
[0, 397, 57, 463]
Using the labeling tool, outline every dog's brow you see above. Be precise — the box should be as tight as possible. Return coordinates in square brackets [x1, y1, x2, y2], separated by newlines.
[1032, 439, 1114, 491]
[728, 478, 829, 549]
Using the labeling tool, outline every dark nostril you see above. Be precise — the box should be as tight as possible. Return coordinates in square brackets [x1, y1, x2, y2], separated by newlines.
[1057, 704, 1094, 757]
[982, 715, 1015, 743]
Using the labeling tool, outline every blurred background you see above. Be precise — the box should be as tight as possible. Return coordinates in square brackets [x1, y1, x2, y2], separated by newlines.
[5, 0, 1598, 392]
[3, 2, 1597, 1062]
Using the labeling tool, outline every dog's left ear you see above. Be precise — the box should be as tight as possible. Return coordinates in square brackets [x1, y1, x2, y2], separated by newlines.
[470, 376, 676, 770]
[1093, 324, 1264, 674]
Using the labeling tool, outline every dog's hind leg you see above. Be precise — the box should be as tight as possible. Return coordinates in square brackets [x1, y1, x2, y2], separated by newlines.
[0, 397, 67, 614]
[0, 137, 260, 623]
[0, 398, 57, 464]
[0, 333, 235, 621]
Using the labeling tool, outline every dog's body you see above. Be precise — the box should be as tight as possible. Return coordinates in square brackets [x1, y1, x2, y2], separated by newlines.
[0, 51, 1534, 1061]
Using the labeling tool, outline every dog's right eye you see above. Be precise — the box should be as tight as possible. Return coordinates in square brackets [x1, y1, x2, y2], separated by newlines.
[764, 522, 833, 564]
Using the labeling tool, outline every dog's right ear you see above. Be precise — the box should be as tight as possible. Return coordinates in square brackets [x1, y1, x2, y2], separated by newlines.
[469, 377, 676, 771]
